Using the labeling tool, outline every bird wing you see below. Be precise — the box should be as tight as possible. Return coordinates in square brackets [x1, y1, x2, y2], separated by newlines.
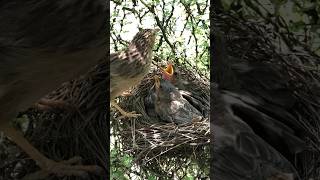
[168, 92, 203, 124]
[110, 50, 149, 99]
[147, 79, 203, 124]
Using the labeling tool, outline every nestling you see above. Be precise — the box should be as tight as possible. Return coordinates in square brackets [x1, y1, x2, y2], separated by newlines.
[145, 64, 203, 124]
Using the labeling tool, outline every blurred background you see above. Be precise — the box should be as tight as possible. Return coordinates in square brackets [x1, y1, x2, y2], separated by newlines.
[219, 0, 320, 56]
[214, 0, 320, 179]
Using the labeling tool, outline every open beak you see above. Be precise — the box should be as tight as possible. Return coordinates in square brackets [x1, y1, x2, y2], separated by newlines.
[161, 63, 174, 81]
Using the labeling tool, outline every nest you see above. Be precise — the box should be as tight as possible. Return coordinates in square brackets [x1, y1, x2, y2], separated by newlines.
[0, 58, 108, 180]
[111, 63, 210, 178]
[214, 12, 320, 179]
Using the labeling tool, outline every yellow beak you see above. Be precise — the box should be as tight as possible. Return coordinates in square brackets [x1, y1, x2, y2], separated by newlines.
[162, 63, 173, 75]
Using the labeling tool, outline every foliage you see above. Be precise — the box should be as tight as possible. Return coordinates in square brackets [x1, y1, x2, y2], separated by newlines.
[111, 0, 210, 79]
[110, 148, 133, 180]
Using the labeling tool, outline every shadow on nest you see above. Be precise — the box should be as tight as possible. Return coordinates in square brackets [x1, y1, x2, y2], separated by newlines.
[111, 63, 210, 178]
[0, 58, 108, 180]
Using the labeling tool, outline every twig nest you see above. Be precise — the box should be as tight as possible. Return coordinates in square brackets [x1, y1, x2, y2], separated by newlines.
[111, 63, 209, 166]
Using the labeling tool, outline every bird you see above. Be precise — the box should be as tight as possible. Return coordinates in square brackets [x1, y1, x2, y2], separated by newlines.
[210, 34, 307, 180]
[160, 62, 174, 81]
[110, 28, 159, 118]
[145, 64, 203, 124]
[163, 63, 209, 115]
[160, 62, 206, 95]
[0, 1, 106, 178]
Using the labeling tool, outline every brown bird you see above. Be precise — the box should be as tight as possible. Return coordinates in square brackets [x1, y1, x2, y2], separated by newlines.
[110, 29, 159, 118]
[0, 1, 106, 178]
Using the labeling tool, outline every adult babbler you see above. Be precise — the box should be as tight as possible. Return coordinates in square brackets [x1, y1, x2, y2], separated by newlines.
[110, 28, 159, 118]
[0, 0, 107, 178]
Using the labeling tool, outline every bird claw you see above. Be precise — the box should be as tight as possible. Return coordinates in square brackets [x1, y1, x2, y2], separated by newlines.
[111, 101, 141, 119]
[118, 111, 142, 120]
[22, 156, 103, 180]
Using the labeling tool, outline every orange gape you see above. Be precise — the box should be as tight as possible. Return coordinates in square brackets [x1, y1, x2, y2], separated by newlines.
[161, 63, 174, 81]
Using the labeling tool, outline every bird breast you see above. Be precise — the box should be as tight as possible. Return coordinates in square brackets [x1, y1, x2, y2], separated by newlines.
[110, 48, 152, 100]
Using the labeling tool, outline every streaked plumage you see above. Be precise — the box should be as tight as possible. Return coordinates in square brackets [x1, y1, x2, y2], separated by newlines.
[111, 29, 159, 100]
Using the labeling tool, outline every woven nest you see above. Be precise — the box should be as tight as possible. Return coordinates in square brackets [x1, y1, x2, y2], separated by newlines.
[214, 12, 320, 179]
[0, 58, 108, 180]
[111, 63, 210, 177]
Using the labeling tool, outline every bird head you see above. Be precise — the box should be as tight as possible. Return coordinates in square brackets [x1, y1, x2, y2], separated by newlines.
[153, 75, 176, 101]
[153, 63, 178, 101]
[130, 29, 160, 50]
[161, 63, 174, 82]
